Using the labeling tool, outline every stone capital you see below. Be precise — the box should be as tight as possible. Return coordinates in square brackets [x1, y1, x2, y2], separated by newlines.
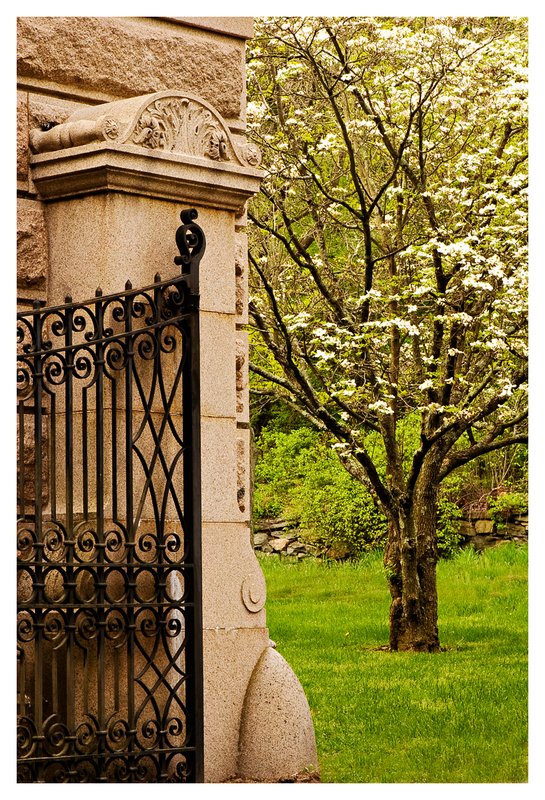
[29, 91, 262, 213]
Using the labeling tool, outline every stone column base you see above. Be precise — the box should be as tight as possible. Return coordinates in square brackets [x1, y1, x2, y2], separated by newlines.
[236, 646, 319, 782]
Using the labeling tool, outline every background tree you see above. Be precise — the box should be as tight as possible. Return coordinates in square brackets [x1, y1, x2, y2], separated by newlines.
[246, 17, 528, 652]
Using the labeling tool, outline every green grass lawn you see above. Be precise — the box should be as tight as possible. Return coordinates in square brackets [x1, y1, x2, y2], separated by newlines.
[259, 543, 528, 783]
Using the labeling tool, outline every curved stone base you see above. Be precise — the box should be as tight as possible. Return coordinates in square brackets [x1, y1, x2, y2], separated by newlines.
[236, 646, 318, 782]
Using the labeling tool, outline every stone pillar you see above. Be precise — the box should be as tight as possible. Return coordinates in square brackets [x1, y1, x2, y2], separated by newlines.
[18, 17, 317, 783]
[26, 90, 317, 782]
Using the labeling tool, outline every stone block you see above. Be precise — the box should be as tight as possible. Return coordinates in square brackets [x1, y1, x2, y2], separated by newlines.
[287, 544, 308, 556]
[475, 519, 495, 534]
[501, 523, 527, 537]
[45, 406, 187, 524]
[174, 17, 254, 40]
[234, 232, 248, 324]
[235, 331, 249, 424]
[237, 647, 318, 781]
[44, 409, 102, 520]
[202, 522, 266, 630]
[234, 203, 248, 230]
[28, 94, 85, 132]
[17, 17, 245, 123]
[16, 410, 48, 513]
[17, 198, 48, 290]
[471, 534, 501, 551]
[128, 410, 187, 522]
[459, 521, 475, 536]
[44, 195, 188, 304]
[252, 532, 269, 547]
[44, 197, 237, 316]
[236, 428, 251, 521]
[200, 311, 236, 419]
[199, 209, 236, 314]
[17, 91, 29, 183]
[203, 627, 270, 782]
[201, 417, 239, 523]
[270, 537, 290, 552]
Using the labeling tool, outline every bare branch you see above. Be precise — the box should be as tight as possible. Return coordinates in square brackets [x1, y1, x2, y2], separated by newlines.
[439, 433, 528, 480]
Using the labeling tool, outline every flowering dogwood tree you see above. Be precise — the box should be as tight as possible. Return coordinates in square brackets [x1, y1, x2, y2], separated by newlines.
[246, 17, 528, 652]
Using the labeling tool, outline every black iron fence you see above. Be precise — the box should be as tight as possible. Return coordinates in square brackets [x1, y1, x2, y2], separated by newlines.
[16, 210, 204, 782]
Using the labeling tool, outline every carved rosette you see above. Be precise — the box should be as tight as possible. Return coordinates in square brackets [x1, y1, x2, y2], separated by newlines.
[101, 117, 119, 140]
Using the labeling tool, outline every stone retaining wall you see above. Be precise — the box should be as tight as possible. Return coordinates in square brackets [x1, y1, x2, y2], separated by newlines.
[458, 514, 528, 551]
[253, 515, 528, 559]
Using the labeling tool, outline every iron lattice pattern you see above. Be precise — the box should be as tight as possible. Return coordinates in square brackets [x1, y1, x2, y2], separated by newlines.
[17, 271, 203, 782]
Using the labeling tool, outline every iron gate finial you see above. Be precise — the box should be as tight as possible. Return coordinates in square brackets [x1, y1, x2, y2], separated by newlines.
[174, 209, 206, 292]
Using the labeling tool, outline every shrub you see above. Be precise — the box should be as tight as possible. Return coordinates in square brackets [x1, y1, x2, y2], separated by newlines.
[253, 424, 387, 555]
[436, 497, 464, 558]
[300, 478, 388, 558]
[488, 491, 528, 529]
[253, 426, 322, 519]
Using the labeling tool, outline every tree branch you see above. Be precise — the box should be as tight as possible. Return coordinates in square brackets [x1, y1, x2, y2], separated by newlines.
[439, 434, 528, 480]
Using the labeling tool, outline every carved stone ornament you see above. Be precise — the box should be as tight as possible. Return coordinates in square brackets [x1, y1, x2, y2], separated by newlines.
[29, 90, 261, 169]
[241, 572, 266, 614]
[241, 142, 262, 167]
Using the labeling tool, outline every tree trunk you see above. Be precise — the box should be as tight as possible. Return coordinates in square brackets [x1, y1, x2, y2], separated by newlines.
[384, 477, 440, 652]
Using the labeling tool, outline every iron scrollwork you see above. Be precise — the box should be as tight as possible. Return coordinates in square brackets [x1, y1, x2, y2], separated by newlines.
[17, 210, 204, 782]
[174, 209, 205, 294]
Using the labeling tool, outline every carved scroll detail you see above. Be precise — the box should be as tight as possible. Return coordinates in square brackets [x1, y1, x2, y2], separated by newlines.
[130, 97, 232, 162]
[29, 92, 263, 170]
[241, 572, 266, 613]
[29, 116, 121, 154]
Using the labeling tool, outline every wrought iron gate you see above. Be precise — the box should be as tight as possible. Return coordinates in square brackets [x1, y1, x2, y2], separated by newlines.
[17, 210, 204, 782]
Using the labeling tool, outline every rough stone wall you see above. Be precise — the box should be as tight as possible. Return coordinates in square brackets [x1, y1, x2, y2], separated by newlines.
[253, 516, 529, 559]
[17, 16, 250, 309]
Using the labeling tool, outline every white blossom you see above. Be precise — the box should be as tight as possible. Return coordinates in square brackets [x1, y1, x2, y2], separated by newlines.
[315, 349, 336, 361]
[368, 400, 394, 415]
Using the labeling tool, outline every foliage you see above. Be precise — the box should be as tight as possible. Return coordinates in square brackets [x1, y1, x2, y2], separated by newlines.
[253, 420, 468, 558]
[253, 424, 387, 553]
[247, 16, 527, 647]
[260, 543, 528, 782]
[253, 425, 320, 519]
[436, 496, 464, 557]
[247, 15, 527, 502]
[250, 395, 309, 439]
[298, 466, 387, 557]
[488, 490, 528, 528]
